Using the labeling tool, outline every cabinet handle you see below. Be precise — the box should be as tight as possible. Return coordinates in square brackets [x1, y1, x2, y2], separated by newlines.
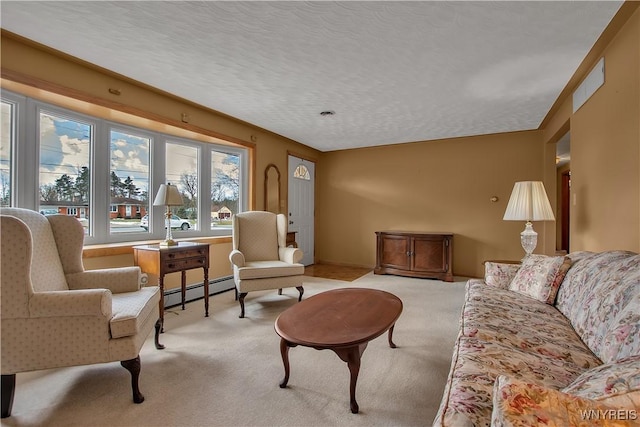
[406, 251, 413, 256]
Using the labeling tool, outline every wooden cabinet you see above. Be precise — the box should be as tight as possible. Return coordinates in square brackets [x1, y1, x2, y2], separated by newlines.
[374, 231, 453, 282]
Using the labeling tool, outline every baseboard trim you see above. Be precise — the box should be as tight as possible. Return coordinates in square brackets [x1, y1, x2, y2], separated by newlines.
[163, 276, 234, 309]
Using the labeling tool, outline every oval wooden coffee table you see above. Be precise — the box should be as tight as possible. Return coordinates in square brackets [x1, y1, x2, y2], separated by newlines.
[274, 287, 403, 414]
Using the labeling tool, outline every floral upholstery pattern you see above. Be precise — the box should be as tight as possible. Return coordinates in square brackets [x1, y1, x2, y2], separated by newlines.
[484, 262, 521, 289]
[508, 255, 572, 304]
[491, 375, 640, 427]
[562, 355, 640, 401]
[555, 251, 640, 364]
[433, 251, 640, 427]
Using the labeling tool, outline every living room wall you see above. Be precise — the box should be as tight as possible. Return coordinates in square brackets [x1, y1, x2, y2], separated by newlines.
[541, 5, 640, 254]
[315, 130, 550, 278]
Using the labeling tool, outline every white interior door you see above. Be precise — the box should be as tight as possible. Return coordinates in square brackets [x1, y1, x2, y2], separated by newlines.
[288, 155, 314, 266]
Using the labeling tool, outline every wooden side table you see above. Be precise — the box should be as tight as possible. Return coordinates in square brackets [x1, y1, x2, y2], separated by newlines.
[133, 242, 210, 332]
[286, 231, 297, 248]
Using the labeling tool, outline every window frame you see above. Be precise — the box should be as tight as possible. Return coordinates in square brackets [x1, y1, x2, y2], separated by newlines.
[2, 89, 248, 245]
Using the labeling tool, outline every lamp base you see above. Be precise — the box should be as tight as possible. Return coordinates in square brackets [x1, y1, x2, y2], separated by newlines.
[159, 239, 178, 247]
[520, 221, 538, 258]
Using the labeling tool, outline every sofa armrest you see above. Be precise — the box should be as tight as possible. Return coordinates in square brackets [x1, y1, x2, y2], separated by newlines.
[66, 267, 142, 294]
[29, 289, 112, 318]
[279, 247, 303, 264]
[229, 249, 245, 267]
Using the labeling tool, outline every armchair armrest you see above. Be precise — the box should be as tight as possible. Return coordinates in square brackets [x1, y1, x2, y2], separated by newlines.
[229, 249, 245, 267]
[279, 247, 303, 264]
[66, 267, 142, 294]
[29, 289, 112, 318]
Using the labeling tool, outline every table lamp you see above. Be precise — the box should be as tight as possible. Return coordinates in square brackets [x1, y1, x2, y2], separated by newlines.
[153, 183, 183, 246]
[503, 181, 555, 258]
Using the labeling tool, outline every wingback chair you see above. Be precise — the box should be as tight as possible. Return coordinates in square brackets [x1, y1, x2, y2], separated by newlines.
[229, 211, 304, 318]
[0, 208, 163, 418]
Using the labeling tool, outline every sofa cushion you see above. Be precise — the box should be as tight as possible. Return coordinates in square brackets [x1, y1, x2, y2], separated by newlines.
[434, 281, 602, 427]
[464, 283, 601, 370]
[555, 251, 640, 363]
[484, 262, 521, 289]
[562, 356, 640, 402]
[234, 260, 304, 280]
[437, 335, 598, 427]
[508, 255, 571, 304]
[492, 375, 639, 427]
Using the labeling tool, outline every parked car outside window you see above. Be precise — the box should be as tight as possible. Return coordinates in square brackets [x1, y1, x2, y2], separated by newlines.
[140, 214, 191, 231]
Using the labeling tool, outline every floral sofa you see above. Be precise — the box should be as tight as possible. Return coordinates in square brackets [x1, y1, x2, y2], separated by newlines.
[433, 250, 640, 426]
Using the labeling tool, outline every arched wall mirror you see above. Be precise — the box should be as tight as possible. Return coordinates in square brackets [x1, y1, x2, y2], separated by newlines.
[264, 164, 281, 214]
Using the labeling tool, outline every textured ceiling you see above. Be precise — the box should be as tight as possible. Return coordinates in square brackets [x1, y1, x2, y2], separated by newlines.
[0, 1, 622, 152]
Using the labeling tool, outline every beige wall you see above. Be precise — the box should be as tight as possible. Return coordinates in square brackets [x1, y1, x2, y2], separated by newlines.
[542, 6, 640, 253]
[316, 131, 550, 278]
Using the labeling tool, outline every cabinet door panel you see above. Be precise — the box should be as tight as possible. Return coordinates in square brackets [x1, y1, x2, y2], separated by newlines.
[412, 237, 448, 272]
[380, 235, 411, 270]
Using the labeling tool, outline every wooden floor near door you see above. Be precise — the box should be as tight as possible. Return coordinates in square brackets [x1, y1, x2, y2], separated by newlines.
[304, 263, 372, 282]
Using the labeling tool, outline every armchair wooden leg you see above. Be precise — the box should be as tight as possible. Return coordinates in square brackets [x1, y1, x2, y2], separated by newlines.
[234, 287, 238, 301]
[238, 292, 248, 318]
[1, 374, 15, 418]
[154, 318, 165, 350]
[121, 356, 144, 404]
[278, 288, 283, 295]
[296, 286, 304, 302]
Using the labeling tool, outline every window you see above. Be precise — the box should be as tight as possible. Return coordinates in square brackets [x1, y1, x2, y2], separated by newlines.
[0, 100, 14, 206]
[110, 128, 151, 234]
[294, 163, 310, 180]
[165, 141, 198, 231]
[2, 89, 248, 244]
[211, 149, 239, 230]
[38, 109, 92, 232]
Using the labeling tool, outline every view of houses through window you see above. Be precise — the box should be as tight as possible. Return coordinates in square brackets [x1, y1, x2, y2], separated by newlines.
[0, 100, 13, 207]
[1, 90, 247, 244]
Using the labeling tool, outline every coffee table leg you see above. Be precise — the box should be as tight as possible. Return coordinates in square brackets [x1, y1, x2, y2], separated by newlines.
[388, 324, 397, 348]
[279, 338, 291, 388]
[334, 343, 367, 414]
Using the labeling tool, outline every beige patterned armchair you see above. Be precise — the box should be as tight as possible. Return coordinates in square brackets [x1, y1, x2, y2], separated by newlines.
[0, 208, 163, 418]
[229, 211, 304, 318]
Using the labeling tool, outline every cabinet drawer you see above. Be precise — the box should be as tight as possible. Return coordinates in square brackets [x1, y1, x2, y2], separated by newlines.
[163, 256, 207, 274]
[161, 248, 207, 262]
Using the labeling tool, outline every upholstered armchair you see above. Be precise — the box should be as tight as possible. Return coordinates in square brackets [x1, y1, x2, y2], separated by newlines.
[229, 211, 304, 318]
[0, 208, 163, 418]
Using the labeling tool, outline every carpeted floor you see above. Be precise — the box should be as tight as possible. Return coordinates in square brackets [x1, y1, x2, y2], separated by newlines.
[1, 273, 468, 427]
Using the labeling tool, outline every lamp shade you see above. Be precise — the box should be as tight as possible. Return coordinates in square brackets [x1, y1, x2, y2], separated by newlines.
[503, 181, 555, 221]
[153, 183, 183, 206]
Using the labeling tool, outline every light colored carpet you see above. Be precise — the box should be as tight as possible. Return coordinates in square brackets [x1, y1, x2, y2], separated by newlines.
[1, 273, 467, 427]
